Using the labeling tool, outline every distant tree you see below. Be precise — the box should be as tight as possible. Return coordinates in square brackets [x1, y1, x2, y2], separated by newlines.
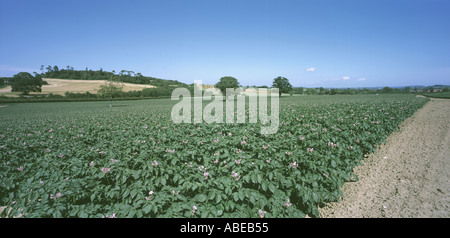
[10, 72, 43, 95]
[119, 70, 127, 78]
[272, 76, 292, 96]
[46, 65, 53, 73]
[319, 87, 325, 94]
[215, 76, 240, 95]
[97, 79, 124, 107]
[443, 88, 449, 92]
[135, 73, 144, 83]
[292, 87, 304, 94]
[381, 86, 393, 93]
[33, 71, 48, 85]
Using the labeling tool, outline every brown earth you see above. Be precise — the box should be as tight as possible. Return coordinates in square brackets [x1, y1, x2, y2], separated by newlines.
[319, 97, 450, 218]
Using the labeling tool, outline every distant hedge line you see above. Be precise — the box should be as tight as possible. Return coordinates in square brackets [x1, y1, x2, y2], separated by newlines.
[0, 86, 196, 103]
[422, 92, 450, 99]
[0, 96, 171, 104]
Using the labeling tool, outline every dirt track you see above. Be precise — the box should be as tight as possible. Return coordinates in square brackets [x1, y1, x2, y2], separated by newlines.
[319, 98, 450, 218]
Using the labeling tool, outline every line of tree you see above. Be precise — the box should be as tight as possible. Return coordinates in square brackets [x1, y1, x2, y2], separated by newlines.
[213, 76, 420, 96]
[66, 87, 177, 99]
[40, 65, 187, 88]
[5, 68, 449, 99]
[214, 76, 294, 97]
[0, 77, 11, 87]
[289, 86, 444, 95]
[4, 87, 181, 100]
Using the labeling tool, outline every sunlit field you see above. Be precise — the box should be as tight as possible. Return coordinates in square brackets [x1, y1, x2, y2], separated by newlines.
[0, 94, 428, 218]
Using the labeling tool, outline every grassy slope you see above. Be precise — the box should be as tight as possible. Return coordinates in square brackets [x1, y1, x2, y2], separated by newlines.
[0, 78, 156, 97]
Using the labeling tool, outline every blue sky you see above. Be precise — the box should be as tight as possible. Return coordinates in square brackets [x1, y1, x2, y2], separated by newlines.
[1, 0, 449, 87]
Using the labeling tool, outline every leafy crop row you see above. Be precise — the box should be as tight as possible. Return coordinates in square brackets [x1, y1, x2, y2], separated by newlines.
[0, 95, 428, 217]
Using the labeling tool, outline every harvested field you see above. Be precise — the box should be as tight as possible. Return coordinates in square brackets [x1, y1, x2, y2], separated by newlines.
[0, 78, 156, 97]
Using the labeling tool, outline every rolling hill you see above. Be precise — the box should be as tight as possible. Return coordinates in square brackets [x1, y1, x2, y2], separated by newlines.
[0, 78, 156, 97]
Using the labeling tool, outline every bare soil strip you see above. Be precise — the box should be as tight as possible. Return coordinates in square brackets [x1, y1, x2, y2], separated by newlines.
[319, 98, 450, 218]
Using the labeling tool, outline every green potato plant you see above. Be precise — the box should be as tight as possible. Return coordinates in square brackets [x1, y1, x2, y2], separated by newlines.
[0, 95, 428, 217]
